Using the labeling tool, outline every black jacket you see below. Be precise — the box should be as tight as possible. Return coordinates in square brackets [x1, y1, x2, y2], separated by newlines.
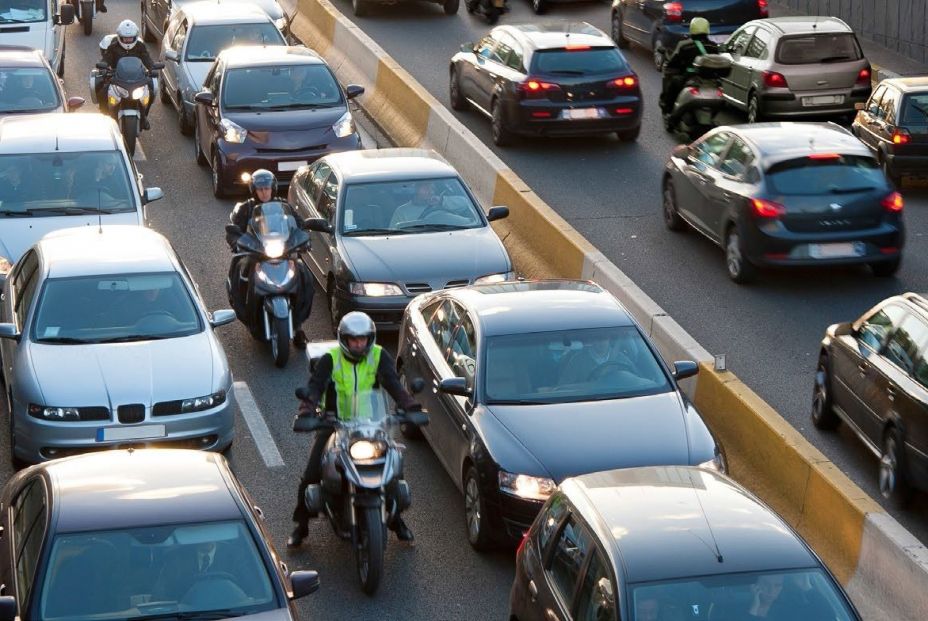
[103, 39, 154, 71]
[665, 36, 719, 74]
[304, 349, 418, 412]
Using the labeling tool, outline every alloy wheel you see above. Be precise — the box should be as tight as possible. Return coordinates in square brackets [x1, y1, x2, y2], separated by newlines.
[879, 435, 899, 500]
[464, 475, 482, 544]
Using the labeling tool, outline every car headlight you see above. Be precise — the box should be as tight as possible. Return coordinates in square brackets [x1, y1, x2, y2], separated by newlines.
[264, 239, 285, 259]
[0, 256, 12, 276]
[349, 282, 404, 297]
[131, 86, 147, 100]
[350, 439, 386, 461]
[333, 111, 356, 138]
[698, 448, 727, 473]
[474, 271, 515, 285]
[499, 471, 556, 501]
[220, 118, 247, 144]
[28, 404, 82, 422]
[181, 391, 226, 413]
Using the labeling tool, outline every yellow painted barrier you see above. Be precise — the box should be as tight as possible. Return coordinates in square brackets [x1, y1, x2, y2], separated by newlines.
[369, 58, 431, 149]
[293, 0, 336, 54]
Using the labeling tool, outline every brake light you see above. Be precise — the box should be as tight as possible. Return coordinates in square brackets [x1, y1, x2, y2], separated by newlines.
[614, 107, 634, 115]
[663, 2, 683, 23]
[564, 44, 591, 51]
[881, 191, 904, 212]
[757, 0, 769, 17]
[762, 71, 788, 88]
[857, 67, 871, 85]
[751, 198, 786, 218]
[892, 128, 911, 145]
[808, 153, 842, 160]
[612, 75, 637, 88]
[519, 79, 562, 99]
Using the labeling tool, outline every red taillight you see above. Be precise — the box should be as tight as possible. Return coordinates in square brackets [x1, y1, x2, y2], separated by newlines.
[531, 111, 552, 118]
[663, 2, 683, 22]
[751, 198, 786, 218]
[881, 191, 904, 212]
[857, 67, 871, 85]
[564, 44, 591, 51]
[611, 75, 637, 88]
[762, 71, 788, 88]
[757, 0, 769, 17]
[520, 79, 561, 99]
[808, 153, 842, 160]
[614, 107, 634, 115]
[892, 128, 911, 145]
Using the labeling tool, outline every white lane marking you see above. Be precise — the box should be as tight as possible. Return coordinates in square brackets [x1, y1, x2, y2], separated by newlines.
[133, 142, 147, 162]
[233, 381, 285, 468]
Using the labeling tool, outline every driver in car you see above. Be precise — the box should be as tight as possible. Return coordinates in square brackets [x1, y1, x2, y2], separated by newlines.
[558, 335, 618, 385]
[388, 180, 442, 228]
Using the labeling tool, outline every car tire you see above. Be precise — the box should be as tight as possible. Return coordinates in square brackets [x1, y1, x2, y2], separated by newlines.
[327, 278, 342, 327]
[747, 91, 761, 124]
[443, 0, 459, 14]
[57, 41, 65, 78]
[449, 68, 468, 111]
[612, 11, 629, 49]
[879, 427, 912, 510]
[531, 0, 545, 14]
[211, 150, 228, 198]
[662, 179, 686, 232]
[193, 122, 208, 166]
[159, 75, 171, 104]
[811, 353, 841, 430]
[871, 257, 901, 278]
[178, 97, 194, 136]
[616, 125, 640, 142]
[491, 99, 512, 147]
[141, 7, 155, 43]
[352, 0, 368, 17]
[464, 465, 494, 551]
[398, 369, 423, 440]
[725, 226, 756, 284]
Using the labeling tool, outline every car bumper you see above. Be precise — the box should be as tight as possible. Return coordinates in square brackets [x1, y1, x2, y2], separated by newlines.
[333, 291, 412, 330]
[743, 222, 904, 267]
[487, 490, 545, 544]
[886, 153, 928, 176]
[508, 99, 642, 137]
[218, 133, 363, 187]
[759, 87, 871, 117]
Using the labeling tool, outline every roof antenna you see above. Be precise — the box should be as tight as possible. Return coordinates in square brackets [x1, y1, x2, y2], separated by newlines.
[688, 471, 724, 563]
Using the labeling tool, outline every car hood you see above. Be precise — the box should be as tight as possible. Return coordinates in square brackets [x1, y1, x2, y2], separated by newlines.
[0, 212, 141, 263]
[28, 333, 216, 408]
[340, 228, 509, 289]
[227, 108, 345, 148]
[486, 392, 692, 482]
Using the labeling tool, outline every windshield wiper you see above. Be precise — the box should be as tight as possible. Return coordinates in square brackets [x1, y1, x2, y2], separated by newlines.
[36, 337, 91, 344]
[397, 223, 473, 232]
[829, 186, 876, 194]
[135, 610, 248, 621]
[0, 209, 32, 217]
[487, 399, 557, 405]
[95, 334, 173, 343]
[224, 105, 267, 111]
[24, 207, 120, 216]
[342, 228, 410, 237]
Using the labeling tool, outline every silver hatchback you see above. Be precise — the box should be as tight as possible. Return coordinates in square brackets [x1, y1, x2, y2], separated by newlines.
[720, 16, 872, 123]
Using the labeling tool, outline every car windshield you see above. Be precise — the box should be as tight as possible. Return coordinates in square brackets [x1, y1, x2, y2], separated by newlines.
[630, 569, 856, 621]
[32, 272, 202, 344]
[766, 155, 884, 195]
[184, 23, 285, 62]
[340, 176, 484, 236]
[776, 33, 863, 64]
[38, 520, 279, 621]
[0, 151, 135, 216]
[530, 47, 628, 76]
[0, 67, 59, 113]
[0, 0, 45, 23]
[901, 93, 928, 125]
[223, 63, 343, 110]
[484, 326, 671, 405]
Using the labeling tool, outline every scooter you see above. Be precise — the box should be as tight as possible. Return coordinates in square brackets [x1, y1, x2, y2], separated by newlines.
[663, 54, 731, 140]
[90, 55, 163, 156]
[465, 0, 508, 24]
[73, 0, 96, 36]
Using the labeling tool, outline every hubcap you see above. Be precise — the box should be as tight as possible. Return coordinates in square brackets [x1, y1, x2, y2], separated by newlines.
[464, 477, 481, 542]
[748, 98, 758, 123]
[726, 233, 742, 277]
[880, 437, 898, 499]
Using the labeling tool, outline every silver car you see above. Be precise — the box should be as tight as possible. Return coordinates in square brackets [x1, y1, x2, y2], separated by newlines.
[0, 225, 237, 465]
[720, 16, 872, 123]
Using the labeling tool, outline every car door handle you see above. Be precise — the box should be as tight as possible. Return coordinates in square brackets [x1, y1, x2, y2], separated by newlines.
[857, 363, 869, 374]
[528, 580, 538, 602]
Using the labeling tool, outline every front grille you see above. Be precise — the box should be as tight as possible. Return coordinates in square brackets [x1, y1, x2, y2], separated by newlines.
[784, 217, 880, 233]
[255, 144, 327, 154]
[153, 400, 183, 417]
[117, 404, 145, 424]
[405, 283, 432, 294]
[445, 279, 469, 289]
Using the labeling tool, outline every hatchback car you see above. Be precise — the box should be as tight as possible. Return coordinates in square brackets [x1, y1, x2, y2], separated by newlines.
[852, 77, 928, 186]
[193, 45, 364, 197]
[720, 16, 872, 123]
[450, 22, 642, 145]
[288, 149, 513, 329]
[0, 449, 319, 621]
[0, 226, 237, 466]
[396, 280, 723, 550]
[159, 2, 286, 135]
[0, 46, 83, 116]
[510, 466, 862, 621]
[611, 0, 768, 70]
[813, 293, 928, 508]
[141, 0, 291, 43]
[662, 122, 904, 283]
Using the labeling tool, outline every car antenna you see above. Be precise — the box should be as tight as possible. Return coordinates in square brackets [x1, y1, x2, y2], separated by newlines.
[688, 471, 724, 563]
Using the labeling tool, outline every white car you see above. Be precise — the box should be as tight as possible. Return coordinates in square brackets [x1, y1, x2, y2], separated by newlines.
[0, 0, 74, 77]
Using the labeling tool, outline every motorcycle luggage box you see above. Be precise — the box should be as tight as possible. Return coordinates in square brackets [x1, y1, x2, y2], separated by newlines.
[694, 54, 732, 79]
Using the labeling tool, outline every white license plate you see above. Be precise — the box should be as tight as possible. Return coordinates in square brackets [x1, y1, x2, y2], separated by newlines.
[709, 34, 729, 44]
[278, 160, 308, 172]
[97, 424, 166, 442]
[563, 108, 599, 120]
[802, 95, 844, 107]
[809, 242, 860, 259]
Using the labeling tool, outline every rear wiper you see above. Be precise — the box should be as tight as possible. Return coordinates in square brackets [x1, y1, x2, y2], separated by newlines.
[95, 334, 173, 343]
[36, 337, 90, 344]
[343, 228, 409, 236]
[829, 186, 876, 194]
[819, 55, 854, 63]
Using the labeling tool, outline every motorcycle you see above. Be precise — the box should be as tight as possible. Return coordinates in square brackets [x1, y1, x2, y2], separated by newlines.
[89, 55, 163, 156]
[72, 0, 96, 37]
[662, 54, 731, 140]
[295, 381, 428, 596]
[465, 0, 508, 24]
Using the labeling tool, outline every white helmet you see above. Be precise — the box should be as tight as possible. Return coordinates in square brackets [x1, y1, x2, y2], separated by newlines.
[116, 20, 140, 51]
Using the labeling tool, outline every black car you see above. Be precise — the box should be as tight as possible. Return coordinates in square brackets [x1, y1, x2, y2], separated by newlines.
[852, 77, 928, 186]
[510, 466, 862, 621]
[396, 280, 724, 550]
[0, 449, 318, 621]
[449, 22, 642, 146]
[662, 122, 905, 283]
[611, 0, 767, 70]
[813, 293, 928, 508]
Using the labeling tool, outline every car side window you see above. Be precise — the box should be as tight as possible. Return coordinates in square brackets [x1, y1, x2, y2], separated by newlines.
[494, 32, 519, 69]
[426, 300, 457, 354]
[719, 138, 754, 177]
[447, 310, 477, 384]
[728, 26, 756, 55]
[547, 515, 592, 609]
[307, 162, 331, 209]
[164, 19, 178, 49]
[745, 28, 771, 59]
[11, 478, 48, 608]
[882, 315, 928, 376]
[475, 36, 498, 62]
[171, 19, 188, 53]
[913, 343, 928, 390]
[868, 84, 887, 115]
[880, 88, 898, 124]
[858, 304, 908, 351]
[13, 250, 39, 329]
[693, 132, 732, 168]
[537, 493, 569, 552]
[317, 172, 339, 224]
[505, 38, 525, 72]
[575, 548, 616, 621]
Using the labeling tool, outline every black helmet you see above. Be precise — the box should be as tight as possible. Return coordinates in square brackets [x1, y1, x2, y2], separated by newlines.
[249, 169, 277, 200]
[337, 312, 376, 362]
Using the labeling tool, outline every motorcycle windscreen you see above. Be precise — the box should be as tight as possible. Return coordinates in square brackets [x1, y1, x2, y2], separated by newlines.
[113, 56, 148, 86]
[250, 201, 302, 256]
[340, 389, 390, 425]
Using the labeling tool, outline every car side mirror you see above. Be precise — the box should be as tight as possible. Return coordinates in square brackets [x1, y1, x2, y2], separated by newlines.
[0, 324, 20, 342]
[151, 61, 165, 71]
[439, 377, 471, 397]
[672, 360, 699, 381]
[143, 187, 164, 204]
[289, 570, 320, 600]
[345, 84, 364, 99]
[194, 91, 215, 106]
[303, 218, 333, 234]
[164, 49, 179, 63]
[0, 596, 16, 621]
[461, 42, 474, 53]
[487, 206, 509, 222]
[96, 61, 109, 71]
[67, 96, 85, 111]
[409, 377, 425, 394]
[56, 4, 74, 25]
[209, 309, 236, 328]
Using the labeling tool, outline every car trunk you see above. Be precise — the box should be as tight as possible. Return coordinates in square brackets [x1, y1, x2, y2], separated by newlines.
[529, 48, 637, 104]
[775, 33, 865, 91]
[896, 94, 928, 156]
[681, 0, 763, 26]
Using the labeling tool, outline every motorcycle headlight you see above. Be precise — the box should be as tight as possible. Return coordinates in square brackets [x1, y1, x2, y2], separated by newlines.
[350, 439, 386, 461]
[332, 111, 356, 138]
[0, 256, 12, 276]
[181, 391, 227, 413]
[264, 239, 285, 259]
[348, 282, 404, 297]
[110, 84, 128, 98]
[220, 118, 247, 144]
[131, 86, 147, 100]
[474, 271, 515, 285]
[698, 448, 727, 473]
[498, 471, 556, 502]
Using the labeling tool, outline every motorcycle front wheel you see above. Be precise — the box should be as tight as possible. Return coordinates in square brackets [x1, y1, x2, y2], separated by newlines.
[80, 2, 93, 36]
[356, 505, 385, 595]
[269, 314, 290, 368]
[120, 115, 138, 157]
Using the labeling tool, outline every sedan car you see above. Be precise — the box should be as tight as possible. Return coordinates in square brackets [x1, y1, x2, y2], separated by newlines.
[0, 449, 319, 621]
[193, 45, 364, 197]
[396, 280, 724, 550]
[662, 122, 904, 283]
[0, 46, 83, 117]
[288, 148, 513, 329]
[720, 16, 872, 123]
[141, 0, 291, 43]
[0, 226, 236, 466]
[813, 293, 928, 508]
[510, 466, 862, 621]
[852, 77, 928, 186]
[159, 2, 286, 135]
[450, 22, 642, 145]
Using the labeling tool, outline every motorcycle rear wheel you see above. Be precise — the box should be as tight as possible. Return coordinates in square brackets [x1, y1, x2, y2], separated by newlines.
[270, 315, 290, 368]
[81, 6, 92, 36]
[121, 115, 138, 157]
[357, 505, 385, 595]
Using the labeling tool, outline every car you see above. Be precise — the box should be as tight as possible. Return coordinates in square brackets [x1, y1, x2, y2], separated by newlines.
[662, 122, 904, 283]
[192, 45, 364, 198]
[0, 225, 237, 466]
[141, 0, 291, 43]
[0, 0, 73, 77]
[852, 77, 928, 186]
[0, 46, 83, 116]
[0, 449, 319, 621]
[719, 16, 872, 123]
[611, 0, 767, 70]
[287, 148, 513, 329]
[0, 113, 164, 281]
[159, 2, 286, 136]
[813, 293, 928, 509]
[348, 0, 458, 19]
[510, 466, 863, 621]
[451, 23, 642, 146]
[395, 280, 724, 550]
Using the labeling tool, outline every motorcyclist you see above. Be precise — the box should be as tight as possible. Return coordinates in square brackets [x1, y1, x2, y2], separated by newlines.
[226, 169, 311, 350]
[98, 20, 155, 129]
[659, 18, 719, 115]
[288, 311, 421, 548]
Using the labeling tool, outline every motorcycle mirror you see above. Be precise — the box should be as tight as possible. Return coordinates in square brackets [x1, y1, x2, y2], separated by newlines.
[194, 91, 215, 106]
[302, 218, 333, 234]
[96, 61, 109, 70]
[164, 49, 179, 63]
[289, 570, 320, 600]
[56, 3, 75, 25]
[409, 377, 425, 394]
[67, 96, 85, 112]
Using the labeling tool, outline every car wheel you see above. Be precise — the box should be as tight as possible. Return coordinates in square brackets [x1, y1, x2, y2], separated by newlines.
[491, 99, 512, 147]
[443, 0, 459, 14]
[352, 0, 368, 17]
[871, 257, 901, 278]
[398, 369, 423, 440]
[747, 92, 761, 124]
[464, 466, 494, 551]
[194, 121, 208, 166]
[616, 125, 640, 142]
[612, 11, 629, 49]
[211, 150, 228, 198]
[531, 0, 545, 14]
[449, 68, 468, 111]
[178, 97, 194, 136]
[141, 7, 155, 43]
[57, 41, 65, 78]
[811, 354, 841, 430]
[327, 278, 342, 327]
[879, 427, 912, 509]
[662, 179, 686, 232]
[159, 74, 170, 104]
[725, 226, 756, 284]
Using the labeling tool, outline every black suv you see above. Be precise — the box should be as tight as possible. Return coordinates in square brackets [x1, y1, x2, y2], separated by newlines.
[611, 0, 768, 70]
[813, 293, 928, 508]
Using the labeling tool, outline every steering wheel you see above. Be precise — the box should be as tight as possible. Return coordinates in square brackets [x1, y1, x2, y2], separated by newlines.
[293, 85, 320, 100]
[589, 360, 635, 381]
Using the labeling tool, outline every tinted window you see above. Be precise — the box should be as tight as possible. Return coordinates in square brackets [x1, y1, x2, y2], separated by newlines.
[859, 304, 908, 351]
[547, 516, 591, 607]
[13, 250, 39, 328]
[538, 493, 569, 552]
[185, 23, 284, 62]
[913, 346, 928, 390]
[719, 138, 754, 177]
[309, 162, 332, 209]
[880, 88, 898, 124]
[427, 300, 458, 353]
[223, 64, 343, 110]
[693, 132, 731, 167]
[0, 67, 60, 113]
[745, 29, 771, 59]
[531, 48, 628, 76]
[448, 312, 476, 383]
[317, 172, 338, 222]
[12, 478, 47, 607]
[900, 93, 928, 125]
[171, 19, 188, 52]
[868, 84, 887, 110]
[883, 315, 928, 375]
[766, 155, 884, 195]
[576, 550, 615, 621]
[776, 33, 863, 64]
[728, 26, 757, 55]
[0, 0, 46, 22]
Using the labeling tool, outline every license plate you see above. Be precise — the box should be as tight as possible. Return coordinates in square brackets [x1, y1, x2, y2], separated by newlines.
[278, 160, 308, 172]
[802, 95, 844, 107]
[709, 34, 729, 44]
[97, 424, 166, 442]
[563, 108, 599, 120]
[809, 242, 861, 259]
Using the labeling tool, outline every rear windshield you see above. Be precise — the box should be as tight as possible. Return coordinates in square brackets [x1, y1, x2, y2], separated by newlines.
[766, 155, 884, 195]
[901, 94, 928, 125]
[530, 47, 628, 76]
[185, 23, 285, 62]
[776, 33, 863, 65]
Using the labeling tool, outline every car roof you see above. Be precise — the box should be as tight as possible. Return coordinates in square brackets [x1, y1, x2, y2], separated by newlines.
[0, 47, 48, 68]
[181, 1, 272, 24]
[721, 122, 870, 165]
[502, 22, 612, 51]
[323, 148, 459, 183]
[446, 280, 634, 336]
[881, 77, 928, 92]
[43, 450, 243, 533]
[899, 293, 928, 317]
[754, 16, 852, 35]
[562, 466, 818, 584]
[0, 113, 121, 154]
[218, 45, 323, 67]
[37, 226, 179, 279]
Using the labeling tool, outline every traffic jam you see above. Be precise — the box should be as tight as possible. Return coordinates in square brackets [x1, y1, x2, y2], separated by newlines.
[0, 0, 926, 619]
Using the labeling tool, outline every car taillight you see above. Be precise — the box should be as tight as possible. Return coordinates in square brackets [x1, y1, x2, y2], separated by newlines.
[611, 75, 637, 88]
[808, 153, 842, 160]
[856, 67, 871, 85]
[892, 128, 911, 145]
[519, 79, 561, 100]
[663, 2, 683, 23]
[762, 71, 788, 88]
[751, 198, 786, 218]
[564, 44, 591, 51]
[757, 0, 769, 17]
[881, 191, 904, 212]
